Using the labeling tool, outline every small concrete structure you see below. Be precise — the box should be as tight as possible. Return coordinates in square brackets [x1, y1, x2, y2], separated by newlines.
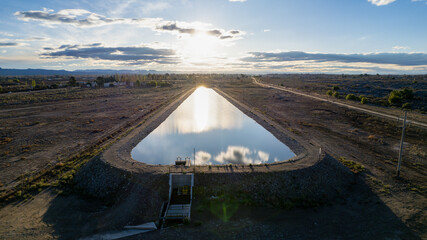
[163, 173, 194, 221]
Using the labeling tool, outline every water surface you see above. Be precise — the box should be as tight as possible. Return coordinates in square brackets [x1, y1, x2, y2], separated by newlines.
[131, 87, 295, 165]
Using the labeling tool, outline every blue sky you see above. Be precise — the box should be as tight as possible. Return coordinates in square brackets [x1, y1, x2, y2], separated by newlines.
[0, 0, 426, 73]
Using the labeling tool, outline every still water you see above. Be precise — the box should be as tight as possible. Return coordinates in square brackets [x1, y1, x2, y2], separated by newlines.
[131, 87, 295, 165]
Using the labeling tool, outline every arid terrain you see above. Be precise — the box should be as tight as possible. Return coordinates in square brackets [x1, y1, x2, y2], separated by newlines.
[0, 82, 191, 193]
[0, 75, 426, 239]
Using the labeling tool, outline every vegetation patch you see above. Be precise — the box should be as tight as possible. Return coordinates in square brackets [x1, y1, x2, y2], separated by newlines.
[338, 157, 365, 174]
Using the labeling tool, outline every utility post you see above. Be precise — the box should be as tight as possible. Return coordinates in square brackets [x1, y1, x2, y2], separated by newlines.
[193, 148, 196, 173]
[397, 111, 407, 177]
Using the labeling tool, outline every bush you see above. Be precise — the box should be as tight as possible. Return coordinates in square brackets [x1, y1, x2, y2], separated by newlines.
[147, 80, 157, 87]
[360, 97, 368, 104]
[326, 90, 333, 96]
[158, 81, 172, 87]
[345, 94, 358, 101]
[388, 90, 402, 105]
[332, 86, 339, 90]
[402, 102, 411, 109]
[400, 88, 413, 99]
[339, 157, 365, 174]
[388, 88, 413, 105]
[332, 92, 340, 98]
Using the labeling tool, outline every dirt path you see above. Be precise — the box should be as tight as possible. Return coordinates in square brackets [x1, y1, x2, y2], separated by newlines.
[254, 78, 427, 129]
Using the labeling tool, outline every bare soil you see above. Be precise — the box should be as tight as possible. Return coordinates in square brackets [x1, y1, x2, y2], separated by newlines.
[0, 85, 190, 192]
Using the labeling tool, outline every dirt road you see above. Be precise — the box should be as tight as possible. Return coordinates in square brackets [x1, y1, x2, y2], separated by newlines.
[253, 78, 427, 129]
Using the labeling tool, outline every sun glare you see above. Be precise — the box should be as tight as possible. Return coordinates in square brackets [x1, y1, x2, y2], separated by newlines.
[193, 86, 210, 132]
[182, 34, 219, 63]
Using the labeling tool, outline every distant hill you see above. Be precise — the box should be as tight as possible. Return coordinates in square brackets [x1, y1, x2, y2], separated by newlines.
[0, 68, 160, 76]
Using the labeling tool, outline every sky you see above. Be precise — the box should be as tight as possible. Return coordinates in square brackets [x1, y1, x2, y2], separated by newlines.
[0, 0, 426, 73]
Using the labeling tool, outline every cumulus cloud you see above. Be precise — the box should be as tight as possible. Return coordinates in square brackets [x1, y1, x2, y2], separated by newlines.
[368, 0, 396, 6]
[15, 8, 244, 40]
[242, 51, 427, 66]
[214, 146, 270, 165]
[41, 44, 179, 65]
[195, 151, 212, 165]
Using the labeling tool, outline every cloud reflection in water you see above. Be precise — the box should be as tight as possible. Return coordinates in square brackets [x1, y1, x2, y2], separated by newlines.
[131, 87, 295, 165]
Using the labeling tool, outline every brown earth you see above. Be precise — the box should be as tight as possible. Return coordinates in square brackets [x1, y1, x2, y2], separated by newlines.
[0, 77, 426, 239]
[0, 85, 191, 193]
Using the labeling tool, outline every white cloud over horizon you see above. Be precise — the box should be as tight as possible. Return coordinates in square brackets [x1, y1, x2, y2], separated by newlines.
[368, 0, 396, 6]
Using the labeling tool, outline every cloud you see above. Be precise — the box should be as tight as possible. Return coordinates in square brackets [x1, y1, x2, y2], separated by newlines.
[257, 151, 270, 162]
[157, 23, 196, 34]
[0, 32, 14, 37]
[41, 44, 179, 65]
[0, 42, 19, 47]
[142, 2, 170, 14]
[214, 146, 270, 165]
[368, 0, 396, 6]
[15, 9, 244, 40]
[392, 46, 409, 50]
[195, 151, 212, 165]
[242, 51, 427, 66]
[229, 0, 247, 2]
[263, 29, 271, 32]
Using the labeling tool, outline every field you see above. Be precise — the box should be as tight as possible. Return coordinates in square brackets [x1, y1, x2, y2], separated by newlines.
[261, 74, 427, 113]
[0, 75, 426, 239]
[0, 83, 191, 193]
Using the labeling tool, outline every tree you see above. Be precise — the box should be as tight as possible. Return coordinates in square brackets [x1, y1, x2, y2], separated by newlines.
[96, 76, 105, 86]
[136, 79, 141, 87]
[31, 79, 36, 89]
[360, 97, 368, 104]
[68, 76, 76, 86]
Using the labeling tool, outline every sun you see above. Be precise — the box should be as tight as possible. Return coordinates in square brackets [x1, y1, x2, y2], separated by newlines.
[181, 33, 219, 63]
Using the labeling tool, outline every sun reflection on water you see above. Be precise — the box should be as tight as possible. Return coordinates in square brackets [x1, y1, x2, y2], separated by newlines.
[156, 86, 242, 134]
[193, 86, 210, 133]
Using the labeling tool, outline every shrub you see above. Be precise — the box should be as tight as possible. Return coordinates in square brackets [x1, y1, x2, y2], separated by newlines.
[388, 88, 413, 105]
[332, 92, 340, 98]
[345, 94, 358, 101]
[339, 157, 365, 174]
[360, 97, 368, 104]
[158, 81, 172, 87]
[400, 88, 413, 99]
[326, 90, 333, 96]
[402, 102, 411, 109]
[388, 90, 402, 105]
[332, 86, 339, 90]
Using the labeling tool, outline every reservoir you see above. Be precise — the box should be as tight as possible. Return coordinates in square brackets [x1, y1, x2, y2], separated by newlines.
[131, 87, 295, 165]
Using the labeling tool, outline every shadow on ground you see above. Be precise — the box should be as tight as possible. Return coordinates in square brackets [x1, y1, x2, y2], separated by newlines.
[41, 171, 421, 239]
[133, 176, 421, 240]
